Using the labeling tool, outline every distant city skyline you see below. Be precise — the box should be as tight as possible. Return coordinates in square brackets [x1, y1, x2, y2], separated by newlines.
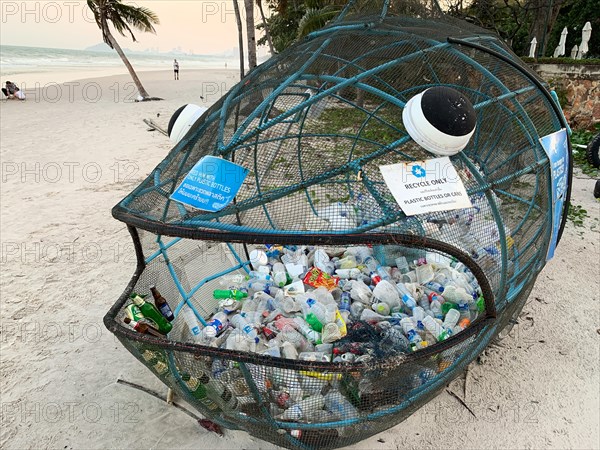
[0, 1, 266, 55]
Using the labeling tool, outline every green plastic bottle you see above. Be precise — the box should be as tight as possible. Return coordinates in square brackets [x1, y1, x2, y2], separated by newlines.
[305, 313, 323, 332]
[476, 295, 485, 313]
[130, 294, 172, 335]
[213, 289, 248, 300]
[441, 302, 459, 316]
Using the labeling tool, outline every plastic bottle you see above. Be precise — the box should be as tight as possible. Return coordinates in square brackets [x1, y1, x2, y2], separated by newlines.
[373, 280, 401, 310]
[349, 301, 365, 319]
[203, 311, 229, 338]
[249, 249, 268, 270]
[416, 263, 434, 284]
[248, 271, 272, 281]
[395, 256, 410, 274]
[281, 341, 299, 359]
[443, 308, 460, 330]
[402, 271, 417, 283]
[311, 287, 336, 306]
[395, 283, 417, 310]
[300, 297, 329, 325]
[417, 294, 430, 311]
[376, 266, 392, 282]
[423, 281, 445, 294]
[278, 327, 311, 352]
[281, 395, 325, 420]
[335, 255, 357, 269]
[430, 300, 444, 319]
[442, 285, 472, 304]
[180, 305, 203, 341]
[360, 309, 388, 322]
[457, 302, 471, 321]
[412, 306, 426, 330]
[219, 273, 247, 287]
[428, 292, 445, 304]
[441, 301, 459, 316]
[241, 296, 258, 314]
[324, 391, 359, 420]
[130, 294, 172, 334]
[338, 292, 351, 312]
[272, 262, 288, 287]
[335, 268, 361, 279]
[213, 289, 248, 300]
[313, 248, 335, 274]
[373, 302, 390, 316]
[230, 314, 259, 343]
[293, 317, 322, 344]
[246, 278, 271, 294]
[400, 317, 423, 350]
[197, 370, 239, 411]
[423, 316, 449, 342]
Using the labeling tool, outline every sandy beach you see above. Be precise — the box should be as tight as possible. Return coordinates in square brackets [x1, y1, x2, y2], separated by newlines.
[0, 69, 598, 449]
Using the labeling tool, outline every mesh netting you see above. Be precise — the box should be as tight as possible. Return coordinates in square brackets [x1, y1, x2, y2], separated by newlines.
[105, 2, 570, 448]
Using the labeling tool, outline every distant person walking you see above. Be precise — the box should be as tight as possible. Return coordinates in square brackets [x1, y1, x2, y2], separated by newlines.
[173, 59, 179, 80]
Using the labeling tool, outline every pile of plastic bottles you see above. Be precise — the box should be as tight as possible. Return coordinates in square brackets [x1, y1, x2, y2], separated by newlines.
[125, 244, 486, 435]
[179, 245, 485, 362]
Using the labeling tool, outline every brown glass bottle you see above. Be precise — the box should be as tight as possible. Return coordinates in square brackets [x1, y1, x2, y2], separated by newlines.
[150, 286, 175, 322]
[123, 317, 163, 338]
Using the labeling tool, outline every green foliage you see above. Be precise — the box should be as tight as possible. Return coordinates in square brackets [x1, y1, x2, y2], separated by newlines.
[521, 57, 600, 65]
[567, 203, 588, 227]
[307, 106, 405, 145]
[87, 0, 159, 44]
[571, 124, 600, 177]
[547, 0, 600, 59]
[257, 1, 307, 52]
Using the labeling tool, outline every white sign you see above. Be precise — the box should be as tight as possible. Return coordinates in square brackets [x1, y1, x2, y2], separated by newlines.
[379, 156, 473, 216]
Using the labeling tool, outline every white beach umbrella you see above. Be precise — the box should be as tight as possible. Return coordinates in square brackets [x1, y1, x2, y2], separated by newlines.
[571, 44, 579, 58]
[576, 22, 592, 59]
[529, 37, 538, 58]
[553, 27, 568, 57]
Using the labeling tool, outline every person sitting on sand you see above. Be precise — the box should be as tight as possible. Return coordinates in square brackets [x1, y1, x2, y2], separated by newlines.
[2, 81, 25, 100]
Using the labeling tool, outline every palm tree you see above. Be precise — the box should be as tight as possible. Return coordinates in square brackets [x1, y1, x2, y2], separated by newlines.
[244, 0, 258, 70]
[233, 0, 245, 79]
[87, 0, 160, 101]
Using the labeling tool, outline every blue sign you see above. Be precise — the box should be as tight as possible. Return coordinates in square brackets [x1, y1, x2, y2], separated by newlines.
[539, 129, 569, 261]
[170, 156, 249, 212]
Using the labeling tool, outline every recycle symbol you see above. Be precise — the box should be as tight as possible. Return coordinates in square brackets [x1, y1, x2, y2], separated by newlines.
[412, 164, 427, 178]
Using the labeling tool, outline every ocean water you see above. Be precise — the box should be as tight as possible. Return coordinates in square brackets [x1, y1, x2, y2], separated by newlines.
[0, 44, 237, 79]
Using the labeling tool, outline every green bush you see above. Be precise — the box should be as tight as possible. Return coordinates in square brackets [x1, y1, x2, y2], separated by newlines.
[521, 56, 600, 65]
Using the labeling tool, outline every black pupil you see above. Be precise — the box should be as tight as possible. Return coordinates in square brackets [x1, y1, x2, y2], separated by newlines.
[420, 87, 476, 137]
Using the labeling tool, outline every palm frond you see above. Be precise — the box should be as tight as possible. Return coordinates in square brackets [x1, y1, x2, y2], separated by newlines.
[297, 6, 340, 39]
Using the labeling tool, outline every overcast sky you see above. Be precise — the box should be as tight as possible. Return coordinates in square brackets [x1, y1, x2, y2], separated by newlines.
[1, 1, 258, 54]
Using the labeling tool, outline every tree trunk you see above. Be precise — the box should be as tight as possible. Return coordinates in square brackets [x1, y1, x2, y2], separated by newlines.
[233, 0, 245, 79]
[257, 0, 275, 55]
[105, 31, 151, 99]
[245, 0, 258, 70]
[528, 0, 564, 57]
[356, 88, 364, 108]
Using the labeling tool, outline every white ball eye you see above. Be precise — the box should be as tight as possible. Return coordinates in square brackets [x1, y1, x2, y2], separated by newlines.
[403, 87, 476, 156]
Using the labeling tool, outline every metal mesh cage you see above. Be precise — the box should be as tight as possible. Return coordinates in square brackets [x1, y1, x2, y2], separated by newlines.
[105, 2, 571, 448]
